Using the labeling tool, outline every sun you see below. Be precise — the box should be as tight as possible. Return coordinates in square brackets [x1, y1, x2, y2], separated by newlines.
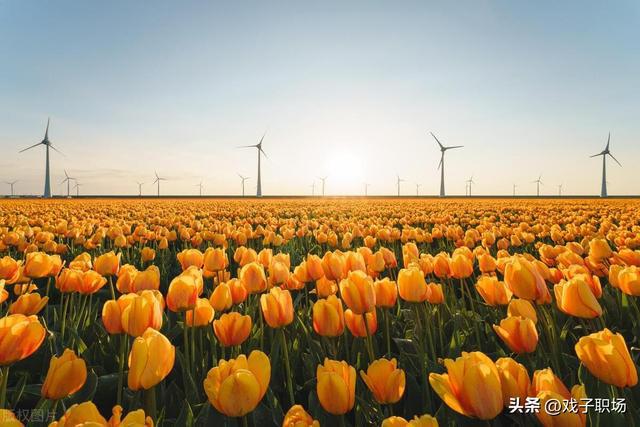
[322, 149, 365, 193]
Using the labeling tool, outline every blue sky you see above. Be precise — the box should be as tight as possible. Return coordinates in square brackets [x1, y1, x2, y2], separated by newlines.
[1, 0, 638, 196]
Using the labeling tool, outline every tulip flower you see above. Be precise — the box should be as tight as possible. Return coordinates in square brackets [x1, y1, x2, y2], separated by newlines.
[121, 291, 163, 337]
[476, 275, 512, 306]
[8, 292, 48, 316]
[186, 298, 215, 327]
[360, 358, 405, 404]
[0, 257, 21, 283]
[312, 295, 345, 337]
[344, 309, 377, 338]
[213, 312, 252, 347]
[339, 270, 376, 314]
[56, 268, 84, 293]
[588, 237, 612, 262]
[450, 253, 473, 279]
[282, 405, 319, 427]
[374, 278, 397, 308]
[132, 265, 160, 292]
[166, 271, 200, 312]
[504, 256, 550, 303]
[260, 287, 294, 328]
[382, 415, 439, 427]
[140, 247, 156, 263]
[203, 247, 228, 273]
[128, 328, 175, 390]
[23, 252, 55, 279]
[94, 251, 121, 276]
[316, 359, 356, 415]
[41, 349, 87, 400]
[495, 357, 530, 405]
[397, 267, 428, 303]
[0, 314, 46, 365]
[108, 405, 154, 427]
[49, 401, 108, 426]
[529, 368, 570, 399]
[575, 328, 638, 388]
[316, 277, 338, 298]
[554, 277, 602, 319]
[79, 270, 108, 295]
[428, 351, 503, 420]
[203, 350, 271, 417]
[0, 409, 22, 426]
[535, 387, 586, 427]
[432, 253, 451, 278]
[493, 316, 538, 354]
[239, 262, 267, 294]
[210, 282, 233, 312]
[617, 266, 640, 296]
[176, 248, 204, 270]
[306, 255, 325, 281]
[478, 253, 497, 274]
[506, 299, 537, 323]
[425, 283, 444, 304]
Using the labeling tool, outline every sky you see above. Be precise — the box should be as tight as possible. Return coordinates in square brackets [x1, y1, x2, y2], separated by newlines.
[0, 0, 639, 196]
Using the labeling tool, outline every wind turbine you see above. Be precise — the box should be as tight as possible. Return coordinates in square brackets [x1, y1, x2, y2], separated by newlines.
[153, 171, 167, 197]
[310, 181, 316, 196]
[238, 132, 267, 197]
[19, 118, 64, 198]
[136, 182, 144, 197]
[195, 181, 203, 196]
[396, 175, 405, 196]
[238, 174, 249, 197]
[73, 181, 82, 197]
[532, 175, 543, 196]
[5, 181, 17, 197]
[363, 182, 370, 197]
[466, 175, 475, 196]
[318, 176, 327, 196]
[61, 170, 76, 198]
[430, 132, 463, 197]
[415, 183, 421, 196]
[590, 133, 621, 197]
[512, 184, 517, 196]
[558, 184, 563, 196]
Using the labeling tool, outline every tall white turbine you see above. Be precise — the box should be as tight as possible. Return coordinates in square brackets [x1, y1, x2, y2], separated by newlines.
[466, 175, 475, 196]
[19, 118, 63, 198]
[590, 133, 621, 197]
[532, 175, 543, 196]
[195, 181, 203, 196]
[61, 170, 76, 198]
[136, 182, 144, 197]
[5, 181, 18, 197]
[310, 181, 316, 196]
[415, 183, 421, 196]
[396, 175, 405, 196]
[153, 171, 167, 197]
[73, 181, 82, 197]
[238, 174, 249, 197]
[363, 182, 370, 197]
[430, 132, 463, 197]
[512, 184, 517, 196]
[238, 132, 267, 197]
[318, 176, 327, 196]
[558, 184, 563, 196]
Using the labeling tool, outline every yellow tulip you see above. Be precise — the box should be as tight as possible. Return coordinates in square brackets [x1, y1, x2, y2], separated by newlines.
[128, 328, 175, 390]
[504, 256, 550, 303]
[49, 401, 108, 426]
[186, 298, 215, 327]
[8, 292, 48, 316]
[360, 358, 405, 404]
[575, 328, 638, 388]
[94, 251, 121, 276]
[239, 262, 267, 294]
[428, 351, 503, 420]
[176, 248, 204, 270]
[475, 275, 512, 306]
[209, 282, 233, 312]
[397, 267, 428, 303]
[312, 295, 344, 337]
[554, 277, 602, 319]
[316, 358, 356, 415]
[121, 291, 163, 337]
[0, 314, 46, 365]
[203, 350, 271, 417]
[339, 270, 376, 314]
[213, 312, 252, 347]
[260, 287, 294, 328]
[588, 237, 612, 261]
[495, 357, 530, 405]
[41, 349, 87, 400]
[493, 316, 538, 354]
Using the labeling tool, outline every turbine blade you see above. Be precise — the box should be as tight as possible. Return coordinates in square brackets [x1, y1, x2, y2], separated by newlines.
[446, 145, 464, 150]
[19, 142, 43, 153]
[605, 132, 610, 151]
[430, 132, 444, 149]
[259, 131, 267, 145]
[237, 144, 259, 148]
[260, 147, 268, 158]
[45, 118, 50, 140]
[590, 153, 604, 158]
[48, 144, 65, 156]
[608, 152, 622, 167]
[437, 156, 443, 170]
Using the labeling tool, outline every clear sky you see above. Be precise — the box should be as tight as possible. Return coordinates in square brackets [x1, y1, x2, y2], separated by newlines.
[1, 0, 638, 196]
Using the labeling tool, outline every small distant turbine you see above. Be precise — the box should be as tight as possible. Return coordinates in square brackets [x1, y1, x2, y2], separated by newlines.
[318, 176, 327, 196]
[466, 175, 475, 196]
[512, 183, 517, 196]
[238, 174, 249, 197]
[195, 181, 203, 196]
[61, 170, 76, 198]
[5, 180, 18, 197]
[396, 175, 405, 196]
[415, 183, 421, 196]
[558, 183, 563, 196]
[73, 181, 82, 197]
[363, 182, 370, 197]
[590, 133, 621, 197]
[310, 181, 316, 196]
[237, 132, 267, 197]
[19, 118, 64, 198]
[430, 132, 463, 197]
[136, 182, 144, 197]
[532, 175, 543, 197]
[153, 171, 167, 197]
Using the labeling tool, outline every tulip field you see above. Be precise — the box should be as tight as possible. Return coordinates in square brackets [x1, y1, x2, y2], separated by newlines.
[0, 198, 639, 427]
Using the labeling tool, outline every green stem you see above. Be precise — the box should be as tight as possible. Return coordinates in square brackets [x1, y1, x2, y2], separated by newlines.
[384, 308, 391, 357]
[363, 312, 375, 362]
[109, 276, 116, 300]
[60, 292, 69, 341]
[117, 334, 127, 405]
[190, 308, 196, 378]
[183, 311, 190, 374]
[279, 329, 295, 406]
[0, 366, 9, 409]
[338, 414, 347, 427]
[242, 415, 249, 427]
[143, 386, 157, 420]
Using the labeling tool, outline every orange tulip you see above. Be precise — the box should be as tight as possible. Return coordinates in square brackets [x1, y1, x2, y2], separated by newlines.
[478, 253, 497, 274]
[306, 255, 325, 281]
[507, 299, 537, 323]
[186, 298, 215, 327]
[128, 328, 175, 390]
[240, 262, 267, 294]
[213, 312, 252, 347]
[344, 309, 377, 337]
[56, 268, 84, 293]
[177, 249, 204, 270]
[312, 295, 344, 337]
[504, 256, 550, 303]
[115, 264, 138, 294]
[529, 368, 570, 399]
[203, 247, 228, 273]
[102, 294, 136, 335]
[476, 275, 512, 306]
[495, 357, 530, 405]
[41, 349, 87, 400]
[94, 251, 121, 276]
[0, 257, 21, 283]
[140, 247, 156, 263]
[493, 316, 538, 354]
[166, 270, 200, 312]
[23, 252, 55, 279]
[554, 277, 602, 319]
[425, 283, 444, 304]
[617, 266, 640, 296]
[316, 277, 338, 298]
[339, 270, 376, 314]
[398, 267, 428, 303]
[8, 292, 48, 316]
[78, 270, 108, 295]
[210, 282, 233, 312]
[450, 254, 473, 279]
[228, 278, 248, 304]
[316, 359, 356, 415]
[282, 405, 319, 427]
[121, 290, 163, 337]
[0, 314, 46, 365]
[131, 265, 160, 292]
[260, 287, 294, 328]
[374, 278, 397, 308]
[360, 358, 405, 404]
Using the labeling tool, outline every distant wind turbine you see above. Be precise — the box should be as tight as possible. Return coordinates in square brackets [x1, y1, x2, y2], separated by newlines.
[153, 171, 167, 197]
[558, 184, 563, 196]
[532, 175, 543, 196]
[310, 181, 316, 196]
[318, 176, 327, 196]
[195, 181, 203, 196]
[396, 175, 405, 196]
[590, 133, 621, 197]
[19, 118, 64, 198]
[363, 182, 370, 197]
[73, 181, 82, 197]
[5, 180, 17, 197]
[430, 132, 463, 197]
[512, 184, 517, 196]
[136, 182, 144, 197]
[61, 170, 76, 198]
[238, 174, 249, 197]
[466, 175, 475, 196]
[415, 183, 421, 196]
[238, 132, 267, 197]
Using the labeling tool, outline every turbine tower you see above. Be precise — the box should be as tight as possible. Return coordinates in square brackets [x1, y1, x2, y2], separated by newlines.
[466, 175, 475, 196]
[73, 181, 81, 197]
[590, 133, 621, 197]
[61, 170, 76, 198]
[532, 175, 543, 196]
[512, 184, 517, 196]
[430, 132, 463, 197]
[153, 171, 167, 197]
[136, 182, 144, 197]
[396, 175, 404, 196]
[310, 181, 316, 196]
[5, 181, 17, 197]
[415, 183, 421, 196]
[238, 132, 267, 197]
[19, 118, 63, 198]
[363, 182, 370, 197]
[195, 181, 203, 196]
[558, 184, 563, 196]
[318, 176, 327, 196]
[238, 174, 249, 197]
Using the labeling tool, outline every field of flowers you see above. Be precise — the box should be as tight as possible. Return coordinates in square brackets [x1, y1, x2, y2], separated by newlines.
[0, 198, 638, 426]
